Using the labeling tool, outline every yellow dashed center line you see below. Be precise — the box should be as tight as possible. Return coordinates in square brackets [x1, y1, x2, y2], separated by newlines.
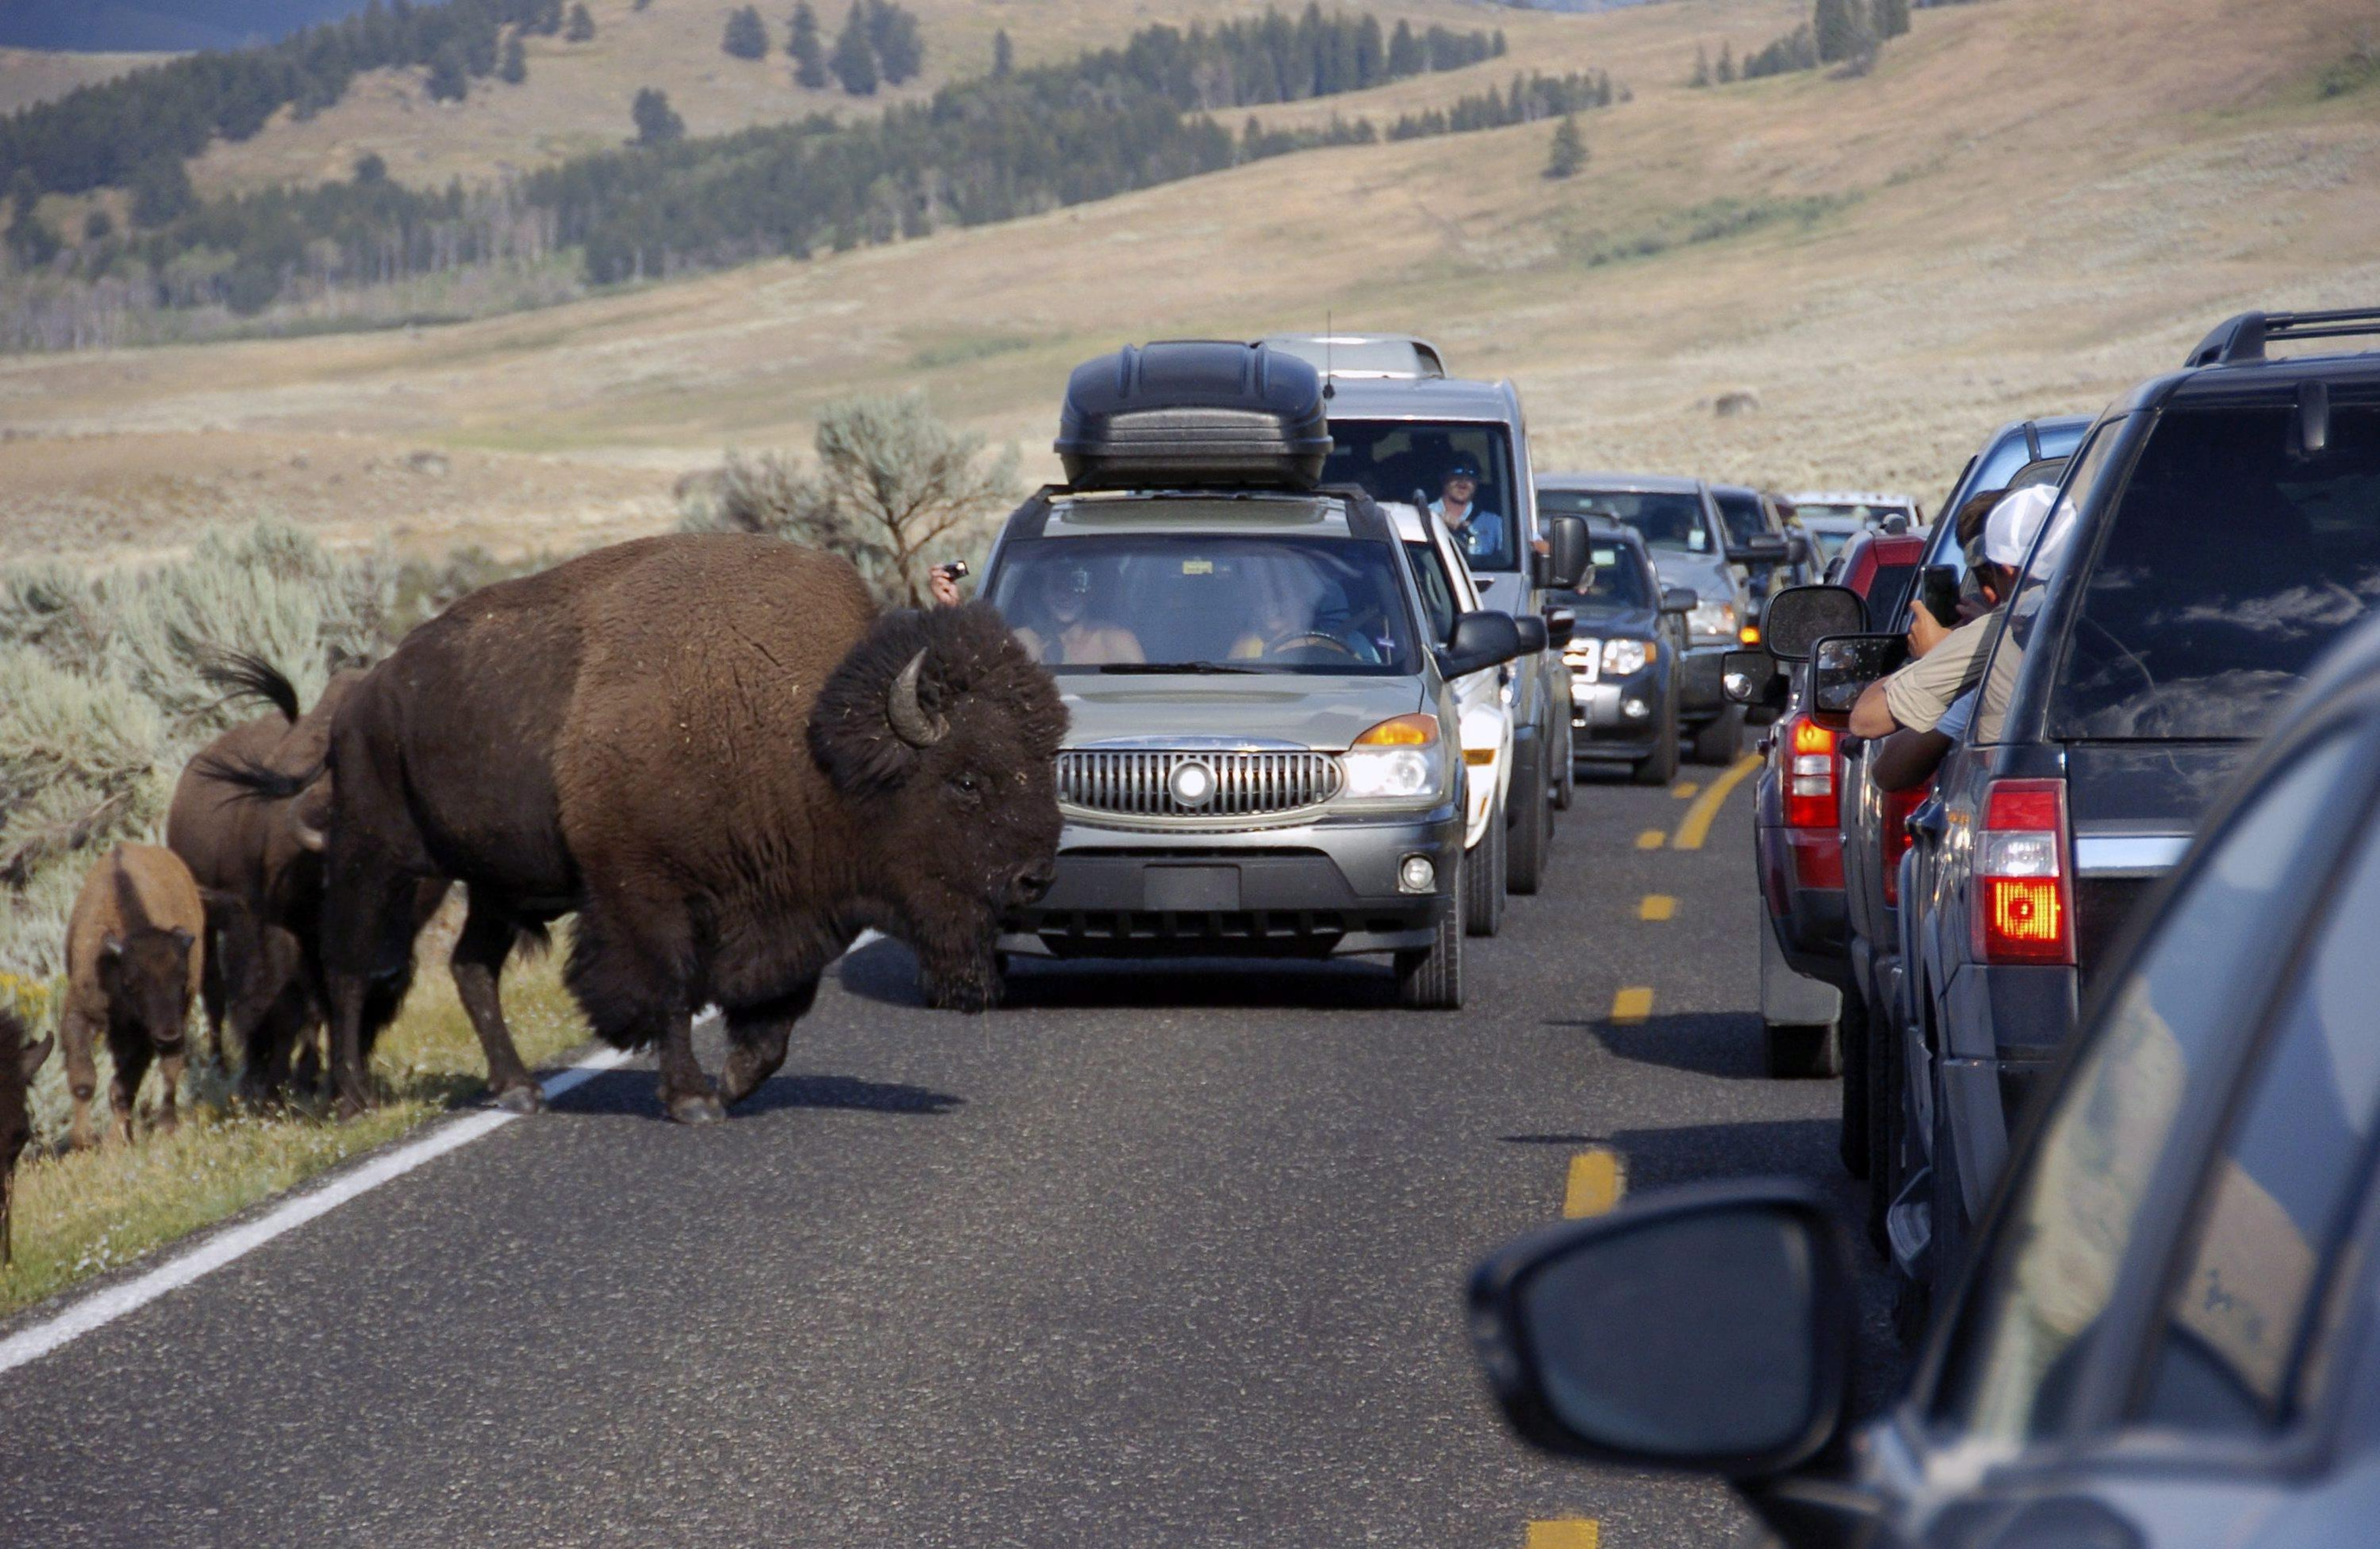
[1638, 894, 1675, 921]
[1635, 829, 1666, 850]
[1564, 1146, 1627, 1219]
[1671, 781, 1699, 799]
[1672, 752, 1762, 851]
[1609, 986, 1654, 1023]
[1526, 1519, 1602, 1549]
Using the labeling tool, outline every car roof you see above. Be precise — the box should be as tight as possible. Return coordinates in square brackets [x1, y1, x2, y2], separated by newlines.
[1319, 374, 1521, 423]
[1706, 483, 1764, 500]
[1538, 470, 1705, 496]
[1791, 490, 1917, 507]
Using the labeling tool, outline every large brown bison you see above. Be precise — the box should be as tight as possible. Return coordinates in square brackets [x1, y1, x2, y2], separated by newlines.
[61, 844, 206, 1147]
[169, 659, 440, 1100]
[1, 1008, 55, 1263]
[219, 535, 1065, 1124]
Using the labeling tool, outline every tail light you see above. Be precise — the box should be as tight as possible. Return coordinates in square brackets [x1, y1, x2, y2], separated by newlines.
[1972, 778, 2073, 965]
[1783, 715, 1837, 829]
[1880, 779, 1931, 906]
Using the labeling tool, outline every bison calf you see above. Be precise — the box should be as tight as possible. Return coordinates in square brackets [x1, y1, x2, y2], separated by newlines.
[61, 844, 205, 1148]
[1, 1008, 55, 1263]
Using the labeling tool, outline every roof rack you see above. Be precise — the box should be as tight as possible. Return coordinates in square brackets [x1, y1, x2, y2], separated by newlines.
[2186, 307, 2380, 367]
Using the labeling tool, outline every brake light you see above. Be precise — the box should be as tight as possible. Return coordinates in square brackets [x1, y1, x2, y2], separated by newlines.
[1880, 780, 1931, 906]
[1783, 715, 1837, 829]
[1972, 778, 2073, 965]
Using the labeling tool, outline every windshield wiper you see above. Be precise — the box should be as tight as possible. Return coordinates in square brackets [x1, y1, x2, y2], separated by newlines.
[1095, 662, 1262, 674]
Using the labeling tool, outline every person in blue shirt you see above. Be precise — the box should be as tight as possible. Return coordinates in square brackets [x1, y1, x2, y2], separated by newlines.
[1429, 456, 1509, 567]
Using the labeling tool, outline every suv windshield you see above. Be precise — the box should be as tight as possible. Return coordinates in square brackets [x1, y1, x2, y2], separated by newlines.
[988, 534, 1420, 675]
[1710, 489, 1769, 548]
[1321, 421, 1520, 572]
[1541, 489, 1715, 557]
[1551, 540, 1653, 611]
[2050, 400, 2380, 740]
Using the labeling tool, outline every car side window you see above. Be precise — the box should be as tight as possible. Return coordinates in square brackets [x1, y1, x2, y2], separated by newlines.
[1928, 732, 2359, 1444]
[1970, 417, 2128, 744]
[2134, 785, 2380, 1435]
[1404, 541, 1458, 644]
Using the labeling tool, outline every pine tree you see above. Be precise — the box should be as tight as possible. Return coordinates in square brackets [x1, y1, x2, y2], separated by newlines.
[529, 0, 563, 36]
[991, 27, 1012, 78]
[830, 2, 878, 95]
[789, 3, 827, 85]
[631, 87, 684, 145]
[1716, 41, 1735, 83]
[565, 4, 595, 42]
[1690, 42, 1710, 87]
[723, 6, 770, 60]
[1387, 19, 1423, 78]
[129, 156, 195, 227]
[500, 32, 528, 83]
[426, 42, 469, 101]
[1873, 0, 1911, 39]
[1814, 0, 1859, 64]
[1544, 113, 1585, 179]
[872, 1, 922, 85]
[353, 150, 387, 182]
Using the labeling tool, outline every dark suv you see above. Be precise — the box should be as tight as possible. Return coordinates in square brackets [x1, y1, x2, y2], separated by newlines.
[1833, 309, 2380, 1295]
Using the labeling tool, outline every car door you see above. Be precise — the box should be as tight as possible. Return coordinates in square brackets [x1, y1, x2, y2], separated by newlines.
[1863, 721, 2380, 1549]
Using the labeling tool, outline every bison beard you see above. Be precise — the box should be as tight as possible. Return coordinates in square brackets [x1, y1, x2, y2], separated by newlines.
[245, 536, 1063, 1125]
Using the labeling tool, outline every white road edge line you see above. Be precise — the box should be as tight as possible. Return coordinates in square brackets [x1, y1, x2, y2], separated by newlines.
[0, 1044, 636, 1376]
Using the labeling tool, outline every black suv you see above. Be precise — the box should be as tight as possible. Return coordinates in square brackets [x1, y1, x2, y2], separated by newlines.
[1823, 308, 2380, 1295]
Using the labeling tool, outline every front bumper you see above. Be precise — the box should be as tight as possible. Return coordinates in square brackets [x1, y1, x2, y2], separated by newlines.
[1570, 670, 1666, 758]
[999, 802, 1465, 960]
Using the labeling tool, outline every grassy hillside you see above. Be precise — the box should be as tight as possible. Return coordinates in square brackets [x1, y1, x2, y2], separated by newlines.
[2, 0, 2376, 560]
[0, 46, 160, 114]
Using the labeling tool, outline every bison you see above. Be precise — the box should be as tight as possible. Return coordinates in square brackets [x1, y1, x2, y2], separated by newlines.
[1, 1008, 55, 1264]
[61, 844, 206, 1148]
[169, 658, 440, 1101]
[218, 535, 1064, 1124]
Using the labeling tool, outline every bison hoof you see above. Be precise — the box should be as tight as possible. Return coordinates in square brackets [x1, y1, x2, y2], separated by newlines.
[667, 1092, 727, 1126]
[922, 973, 1001, 1014]
[493, 1082, 546, 1115]
[333, 1094, 369, 1124]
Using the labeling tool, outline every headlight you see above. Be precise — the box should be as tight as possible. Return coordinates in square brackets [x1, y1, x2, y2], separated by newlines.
[1687, 600, 1739, 642]
[1600, 638, 1653, 675]
[1341, 713, 1443, 803]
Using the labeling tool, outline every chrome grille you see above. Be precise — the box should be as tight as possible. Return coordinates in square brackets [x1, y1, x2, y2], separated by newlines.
[1057, 749, 1342, 819]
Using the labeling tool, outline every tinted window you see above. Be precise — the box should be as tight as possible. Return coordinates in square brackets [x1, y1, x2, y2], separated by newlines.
[1549, 542, 1652, 611]
[1542, 490, 1714, 556]
[1804, 522, 1862, 564]
[988, 535, 1420, 674]
[2050, 402, 2380, 740]
[1711, 489, 1768, 547]
[1323, 422, 1520, 572]
[2138, 788, 2380, 1434]
[1930, 735, 2357, 1443]
[1403, 540, 1459, 644]
[1973, 419, 2128, 743]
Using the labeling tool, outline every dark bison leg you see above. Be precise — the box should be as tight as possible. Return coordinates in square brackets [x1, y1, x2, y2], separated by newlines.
[105, 1022, 152, 1145]
[653, 1004, 721, 1125]
[208, 896, 264, 1077]
[450, 893, 543, 1114]
[317, 853, 424, 1122]
[60, 1007, 101, 1151]
[565, 893, 717, 1125]
[718, 979, 820, 1108]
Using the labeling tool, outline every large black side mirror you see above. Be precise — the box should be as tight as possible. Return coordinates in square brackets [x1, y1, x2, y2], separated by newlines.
[1807, 633, 1908, 729]
[1441, 609, 1525, 679]
[1543, 515, 1592, 592]
[1722, 649, 1785, 709]
[1470, 1180, 1854, 1479]
[1512, 614, 1549, 655]
[1660, 586, 1698, 616]
[1735, 533, 1789, 566]
[1543, 607, 1576, 649]
[1786, 533, 1810, 566]
[1762, 586, 1867, 662]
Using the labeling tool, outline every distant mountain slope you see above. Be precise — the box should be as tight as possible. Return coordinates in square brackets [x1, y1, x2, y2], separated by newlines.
[0, 45, 159, 112]
[0, 1, 368, 51]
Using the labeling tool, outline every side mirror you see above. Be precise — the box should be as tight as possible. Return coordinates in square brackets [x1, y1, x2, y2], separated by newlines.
[1721, 649, 1784, 709]
[1512, 614, 1549, 655]
[1543, 607, 1576, 649]
[1440, 610, 1525, 679]
[1470, 1181, 1854, 1478]
[1543, 515, 1592, 592]
[1762, 585, 1867, 662]
[1786, 533, 1810, 566]
[1807, 633, 1908, 730]
[1660, 586, 1698, 616]
[1734, 533, 1789, 566]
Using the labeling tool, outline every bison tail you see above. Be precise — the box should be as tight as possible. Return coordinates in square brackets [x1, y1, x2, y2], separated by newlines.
[197, 648, 305, 724]
[194, 749, 327, 804]
[511, 921, 553, 961]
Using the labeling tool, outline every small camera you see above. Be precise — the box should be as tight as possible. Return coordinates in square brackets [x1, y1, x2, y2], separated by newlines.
[939, 560, 971, 580]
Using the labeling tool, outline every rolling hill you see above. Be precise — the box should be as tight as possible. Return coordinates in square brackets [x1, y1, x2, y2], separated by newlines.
[1, 0, 2374, 563]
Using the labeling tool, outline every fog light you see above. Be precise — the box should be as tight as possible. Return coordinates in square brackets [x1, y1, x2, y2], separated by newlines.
[1622, 697, 1651, 720]
[1398, 855, 1436, 894]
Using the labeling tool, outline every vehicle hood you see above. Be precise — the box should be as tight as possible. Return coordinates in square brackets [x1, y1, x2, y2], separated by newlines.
[1645, 551, 1742, 607]
[1562, 600, 1659, 638]
[1058, 673, 1430, 752]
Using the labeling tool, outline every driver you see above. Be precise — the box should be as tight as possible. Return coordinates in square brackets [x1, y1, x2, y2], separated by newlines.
[1430, 456, 1509, 567]
[1229, 559, 1381, 664]
[1012, 560, 1144, 665]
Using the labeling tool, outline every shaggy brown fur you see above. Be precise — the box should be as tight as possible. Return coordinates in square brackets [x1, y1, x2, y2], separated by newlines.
[61, 844, 205, 1148]
[219, 535, 1065, 1124]
[0, 1008, 55, 1263]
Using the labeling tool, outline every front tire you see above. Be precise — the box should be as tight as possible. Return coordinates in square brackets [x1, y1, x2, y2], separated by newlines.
[1506, 743, 1549, 895]
[1837, 990, 1871, 1176]
[1691, 703, 1745, 765]
[1464, 808, 1506, 937]
[1632, 690, 1679, 785]
[1395, 853, 1465, 1010]
[1551, 700, 1577, 812]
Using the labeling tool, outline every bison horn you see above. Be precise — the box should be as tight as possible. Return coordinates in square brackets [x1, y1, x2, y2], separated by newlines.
[887, 650, 948, 748]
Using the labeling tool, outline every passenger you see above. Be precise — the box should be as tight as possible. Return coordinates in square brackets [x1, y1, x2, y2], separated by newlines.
[1012, 561, 1144, 665]
[1430, 457, 1509, 567]
[1849, 486, 2060, 745]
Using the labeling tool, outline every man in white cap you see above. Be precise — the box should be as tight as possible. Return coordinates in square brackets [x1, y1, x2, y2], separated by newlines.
[1850, 484, 2064, 743]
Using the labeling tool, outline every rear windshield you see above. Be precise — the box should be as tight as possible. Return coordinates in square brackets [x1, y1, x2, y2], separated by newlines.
[1710, 489, 1768, 547]
[1542, 489, 1715, 557]
[1323, 421, 1520, 572]
[988, 534, 1421, 675]
[1549, 541, 1654, 611]
[2051, 401, 2380, 739]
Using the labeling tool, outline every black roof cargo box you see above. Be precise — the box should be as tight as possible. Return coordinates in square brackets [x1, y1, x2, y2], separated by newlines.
[1056, 341, 1332, 491]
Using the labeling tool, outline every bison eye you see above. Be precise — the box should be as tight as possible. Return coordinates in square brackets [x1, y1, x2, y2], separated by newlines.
[949, 771, 984, 803]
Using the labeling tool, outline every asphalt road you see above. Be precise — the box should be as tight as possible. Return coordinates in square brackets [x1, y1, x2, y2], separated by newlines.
[0, 759, 1897, 1549]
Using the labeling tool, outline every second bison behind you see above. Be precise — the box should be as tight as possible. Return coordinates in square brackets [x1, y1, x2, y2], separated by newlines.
[225, 535, 1066, 1124]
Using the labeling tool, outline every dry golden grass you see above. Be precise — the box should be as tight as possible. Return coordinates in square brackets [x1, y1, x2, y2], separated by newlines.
[0, 46, 156, 115]
[1, 0, 2375, 560]
[0, 944, 592, 1317]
